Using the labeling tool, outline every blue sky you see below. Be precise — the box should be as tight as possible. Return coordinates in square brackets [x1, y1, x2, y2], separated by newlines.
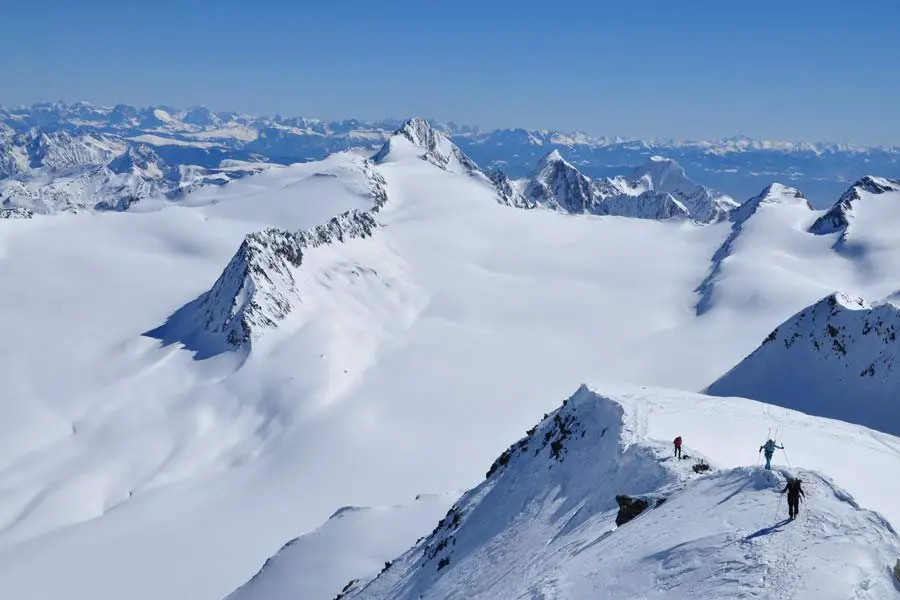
[3, 0, 898, 145]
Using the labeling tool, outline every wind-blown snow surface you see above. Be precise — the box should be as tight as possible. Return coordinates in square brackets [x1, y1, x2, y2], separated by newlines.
[4, 125, 900, 600]
[341, 386, 900, 600]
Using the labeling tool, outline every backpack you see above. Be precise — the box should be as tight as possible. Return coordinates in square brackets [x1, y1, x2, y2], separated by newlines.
[674, 436, 682, 446]
[787, 479, 802, 495]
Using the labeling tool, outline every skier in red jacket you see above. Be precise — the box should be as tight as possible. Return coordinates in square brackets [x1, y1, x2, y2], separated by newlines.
[673, 436, 683, 459]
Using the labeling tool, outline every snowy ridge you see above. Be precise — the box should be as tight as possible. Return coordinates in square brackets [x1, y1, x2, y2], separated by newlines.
[180, 210, 379, 351]
[340, 385, 679, 599]
[373, 118, 479, 174]
[194, 227, 307, 348]
[337, 385, 900, 600]
[694, 183, 812, 315]
[809, 176, 900, 236]
[521, 151, 730, 221]
[708, 291, 900, 436]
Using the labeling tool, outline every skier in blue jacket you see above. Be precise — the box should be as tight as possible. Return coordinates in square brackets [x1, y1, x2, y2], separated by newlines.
[759, 439, 783, 470]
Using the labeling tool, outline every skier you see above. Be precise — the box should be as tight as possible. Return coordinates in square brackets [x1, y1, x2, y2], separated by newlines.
[780, 477, 805, 519]
[673, 436, 683, 459]
[759, 439, 783, 470]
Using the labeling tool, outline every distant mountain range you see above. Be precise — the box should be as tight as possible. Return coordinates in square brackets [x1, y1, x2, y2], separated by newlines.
[2, 101, 898, 208]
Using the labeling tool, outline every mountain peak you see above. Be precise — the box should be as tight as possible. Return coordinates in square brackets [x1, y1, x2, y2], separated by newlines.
[373, 118, 478, 173]
[809, 175, 900, 236]
[623, 156, 737, 222]
[338, 385, 900, 600]
[147, 210, 380, 356]
[525, 151, 594, 212]
[707, 290, 900, 435]
[541, 149, 566, 164]
[730, 182, 811, 223]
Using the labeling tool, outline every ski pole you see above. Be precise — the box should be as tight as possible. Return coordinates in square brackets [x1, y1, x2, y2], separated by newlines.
[781, 447, 793, 469]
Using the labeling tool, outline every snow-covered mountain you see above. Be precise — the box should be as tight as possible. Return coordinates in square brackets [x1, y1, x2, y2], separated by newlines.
[707, 292, 900, 436]
[694, 183, 813, 315]
[148, 154, 388, 354]
[524, 150, 597, 213]
[238, 385, 900, 600]
[5, 109, 900, 600]
[373, 117, 478, 174]
[623, 155, 739, 222]
[0, 129, 275, 213]
[809, 175, 900, 237]
[521, 151, 728, 221]
[176, 210, 379, 352]
[3, 101, 899, 210]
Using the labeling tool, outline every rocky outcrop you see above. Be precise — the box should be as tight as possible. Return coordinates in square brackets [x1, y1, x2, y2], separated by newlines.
[197, 210, 378, 348]
[489, 169, 532, 209]
[0, 205, 34, 219]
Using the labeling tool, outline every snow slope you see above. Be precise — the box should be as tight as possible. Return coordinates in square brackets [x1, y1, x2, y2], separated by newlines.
[694, 183, 813, 315]
[3, 120, 900, 600]
[707, 292, 900, 436]
[319, 386, 900, 600]
[225, 493, 456, 600]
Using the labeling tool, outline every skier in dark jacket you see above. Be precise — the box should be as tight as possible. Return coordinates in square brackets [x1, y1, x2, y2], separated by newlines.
[673, 436, 683, 459]
[759, 439, 783, 470]
[780, 477, 805, 519]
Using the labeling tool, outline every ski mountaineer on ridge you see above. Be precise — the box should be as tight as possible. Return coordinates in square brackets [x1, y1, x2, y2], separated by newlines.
[780, 477, 805, 519]
[673, 436, 683, 459]
[759, 439, 783, 470]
